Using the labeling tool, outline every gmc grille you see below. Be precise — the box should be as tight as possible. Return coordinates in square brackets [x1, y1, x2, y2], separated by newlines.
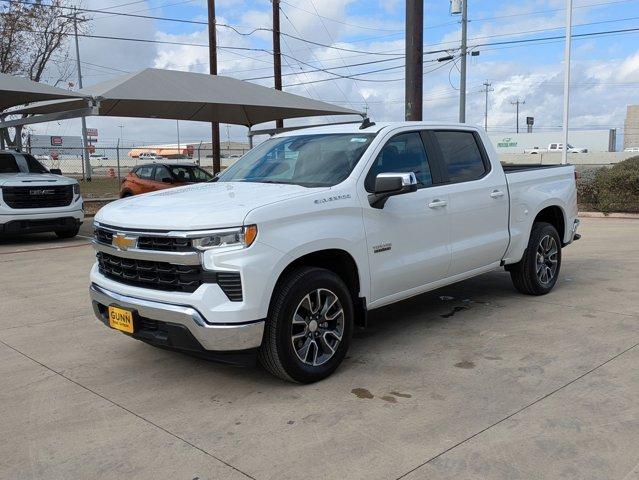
[96, 251, 242, 300]
[2, 185, 73, 209]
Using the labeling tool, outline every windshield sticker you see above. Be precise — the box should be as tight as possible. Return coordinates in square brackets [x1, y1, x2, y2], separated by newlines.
[350, 138, 369, 143]
[314, 194, 351, 205]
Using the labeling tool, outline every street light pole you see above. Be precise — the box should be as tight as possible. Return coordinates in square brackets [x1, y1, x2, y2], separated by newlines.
[73, 9, 91, 181]
[562, 0, 573, 165]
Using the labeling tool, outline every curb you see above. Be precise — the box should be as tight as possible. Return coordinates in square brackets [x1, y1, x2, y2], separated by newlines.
[579, 211, 639, 219]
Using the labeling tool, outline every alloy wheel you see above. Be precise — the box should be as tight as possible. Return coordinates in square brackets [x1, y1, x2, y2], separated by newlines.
[291, 288, 344, 367]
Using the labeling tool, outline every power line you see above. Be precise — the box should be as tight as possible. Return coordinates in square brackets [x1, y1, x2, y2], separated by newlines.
[278, 0, 403, 33]
[1, 0, 405, 57]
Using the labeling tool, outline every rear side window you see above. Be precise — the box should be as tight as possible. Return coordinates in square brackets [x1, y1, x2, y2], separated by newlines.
[154, 165, 171, 181]
[365, 132, 433, 191]
[433, 131, 487, 183]
[136, 165, 154, 179]
[0, 154, 20, 173]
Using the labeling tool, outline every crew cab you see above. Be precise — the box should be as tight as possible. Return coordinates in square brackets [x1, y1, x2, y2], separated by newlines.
[1, 150, 83, 237]
[89, 122, 579, 383]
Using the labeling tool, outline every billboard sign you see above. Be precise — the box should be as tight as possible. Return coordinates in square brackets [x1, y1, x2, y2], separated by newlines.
[30, 135, 84, 155]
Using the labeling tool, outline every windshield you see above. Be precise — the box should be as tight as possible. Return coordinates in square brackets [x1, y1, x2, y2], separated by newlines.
[23, 154, 49, 173]
[0, 153, 48, 174]
[0, 153, 20, 173]
[218, 133, 376, 187]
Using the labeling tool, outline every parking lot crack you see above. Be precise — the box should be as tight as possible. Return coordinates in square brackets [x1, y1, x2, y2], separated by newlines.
[0, 338, 258, 480]
[395, 340, 639, 480]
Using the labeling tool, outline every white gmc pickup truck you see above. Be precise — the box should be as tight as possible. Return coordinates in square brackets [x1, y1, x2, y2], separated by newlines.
[90, 122, 579, 383]
[1, 150, 84, 237]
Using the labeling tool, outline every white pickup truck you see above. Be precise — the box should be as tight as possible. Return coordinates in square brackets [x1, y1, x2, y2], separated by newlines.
[0, 150, 84, 237]
[90, 122, 579, 382]
[525, 143, 588, 154]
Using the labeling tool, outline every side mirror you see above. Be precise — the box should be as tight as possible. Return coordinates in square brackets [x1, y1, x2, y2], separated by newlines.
[369, 172, 418, 209]
[161, 177, 174, 184]
[49, 168, 62, 175]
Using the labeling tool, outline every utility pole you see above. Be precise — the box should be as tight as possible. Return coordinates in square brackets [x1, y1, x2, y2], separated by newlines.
[73, 9, 91, 181]
[272, 0, 283, 129]
[562, 0, 573, 165]
[482, 81, 493, 131]
[207, 0, 221, 173]
[511, 98, 525, 133]
[405, 0, 423, 121]
[459, 0, 468, 123]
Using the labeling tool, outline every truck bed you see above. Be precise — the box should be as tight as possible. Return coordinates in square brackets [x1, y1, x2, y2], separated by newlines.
[501, 163, 569, 173]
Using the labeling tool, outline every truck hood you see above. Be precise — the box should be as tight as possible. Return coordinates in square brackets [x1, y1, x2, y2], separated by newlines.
[95, 181, 329, 230]
[0, 173, 75, 187]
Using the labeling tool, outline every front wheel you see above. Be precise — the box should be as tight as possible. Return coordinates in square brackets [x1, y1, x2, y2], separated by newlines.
[509, 222, 562, 295]
[259, 267, 354, 383]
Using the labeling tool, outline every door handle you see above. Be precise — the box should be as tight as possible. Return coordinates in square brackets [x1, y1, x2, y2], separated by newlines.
[490, 190, 505, 199]
[428, 199, 448, 208]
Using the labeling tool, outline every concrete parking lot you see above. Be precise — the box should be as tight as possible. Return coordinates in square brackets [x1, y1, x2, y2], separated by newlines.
[1, 217, 638, 480]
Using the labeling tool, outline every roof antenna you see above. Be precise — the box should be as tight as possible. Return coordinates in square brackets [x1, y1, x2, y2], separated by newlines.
[359, 116, 375, 130]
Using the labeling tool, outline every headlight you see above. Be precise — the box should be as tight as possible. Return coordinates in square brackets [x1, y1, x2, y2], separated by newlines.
[73, 183, 80, 195]
[192, 225, 257, 251]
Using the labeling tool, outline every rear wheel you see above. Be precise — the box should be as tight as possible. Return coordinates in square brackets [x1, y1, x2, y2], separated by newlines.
[259, 267, 354, 383]
[55, 224, 80, 239]
[509, 222, 562, 295]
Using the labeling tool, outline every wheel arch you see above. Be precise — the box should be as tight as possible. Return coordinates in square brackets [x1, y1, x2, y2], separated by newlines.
[270, 248, 367, 327]
[533, 204, 566, 242]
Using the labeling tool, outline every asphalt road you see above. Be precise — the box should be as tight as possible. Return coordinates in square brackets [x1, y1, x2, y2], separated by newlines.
[1, 218, 638, 480]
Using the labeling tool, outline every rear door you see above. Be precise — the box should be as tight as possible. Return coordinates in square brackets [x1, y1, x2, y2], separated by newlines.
[428, 130, 509, 276]
[134, 165, 156, 193]
[153, 165, 175, 190]
[362, 130, 451, 305]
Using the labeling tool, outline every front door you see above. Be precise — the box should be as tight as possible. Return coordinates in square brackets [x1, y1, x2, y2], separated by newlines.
[361, 131, 451, 306]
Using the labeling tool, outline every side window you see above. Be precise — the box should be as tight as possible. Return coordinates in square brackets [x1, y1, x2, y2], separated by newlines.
[365, 132, 432, 192]
[192, 167, 212, 182]
[136, 165, 154, 179]
[154, 165, 171, 181]
[433, 131, 487, 183]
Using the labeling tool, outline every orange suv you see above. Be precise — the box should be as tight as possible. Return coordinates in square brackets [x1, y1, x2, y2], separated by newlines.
[120, 163, 214, 197]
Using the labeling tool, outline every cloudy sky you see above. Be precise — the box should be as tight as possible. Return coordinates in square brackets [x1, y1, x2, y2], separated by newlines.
[27, 0, 639, 147]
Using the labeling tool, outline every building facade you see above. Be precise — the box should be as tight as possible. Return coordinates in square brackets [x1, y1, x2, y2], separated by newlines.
[624, 105, 639, 150]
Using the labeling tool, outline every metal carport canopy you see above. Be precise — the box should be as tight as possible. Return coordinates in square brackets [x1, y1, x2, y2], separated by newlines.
[0, 72, 88, 111]
[2, 68, 362, 127]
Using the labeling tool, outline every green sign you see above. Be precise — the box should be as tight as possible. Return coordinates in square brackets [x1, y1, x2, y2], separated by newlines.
[497, 137, 518, 148]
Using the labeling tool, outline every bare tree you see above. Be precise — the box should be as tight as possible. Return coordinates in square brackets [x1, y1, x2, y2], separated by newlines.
[1, 0, 85, 148]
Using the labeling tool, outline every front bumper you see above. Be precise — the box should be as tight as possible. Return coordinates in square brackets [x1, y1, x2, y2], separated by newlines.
[0, 208, 84, 234]
[90, 283, 265, 362]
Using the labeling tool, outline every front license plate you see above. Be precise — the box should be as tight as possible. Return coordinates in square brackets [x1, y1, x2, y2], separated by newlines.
[108, 306, 134, 333]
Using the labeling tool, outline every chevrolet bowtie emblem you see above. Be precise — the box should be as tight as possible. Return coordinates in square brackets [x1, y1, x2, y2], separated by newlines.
[112, 233, 137, 251]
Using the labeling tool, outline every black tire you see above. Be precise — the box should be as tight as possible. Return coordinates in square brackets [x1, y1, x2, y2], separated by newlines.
[120, 191, 134, 198]
[509, 222, 562, 295]
[258, 267, 354, 383]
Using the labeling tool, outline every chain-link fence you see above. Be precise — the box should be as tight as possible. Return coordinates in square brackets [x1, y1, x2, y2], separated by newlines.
[25, 141, 250, 199]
